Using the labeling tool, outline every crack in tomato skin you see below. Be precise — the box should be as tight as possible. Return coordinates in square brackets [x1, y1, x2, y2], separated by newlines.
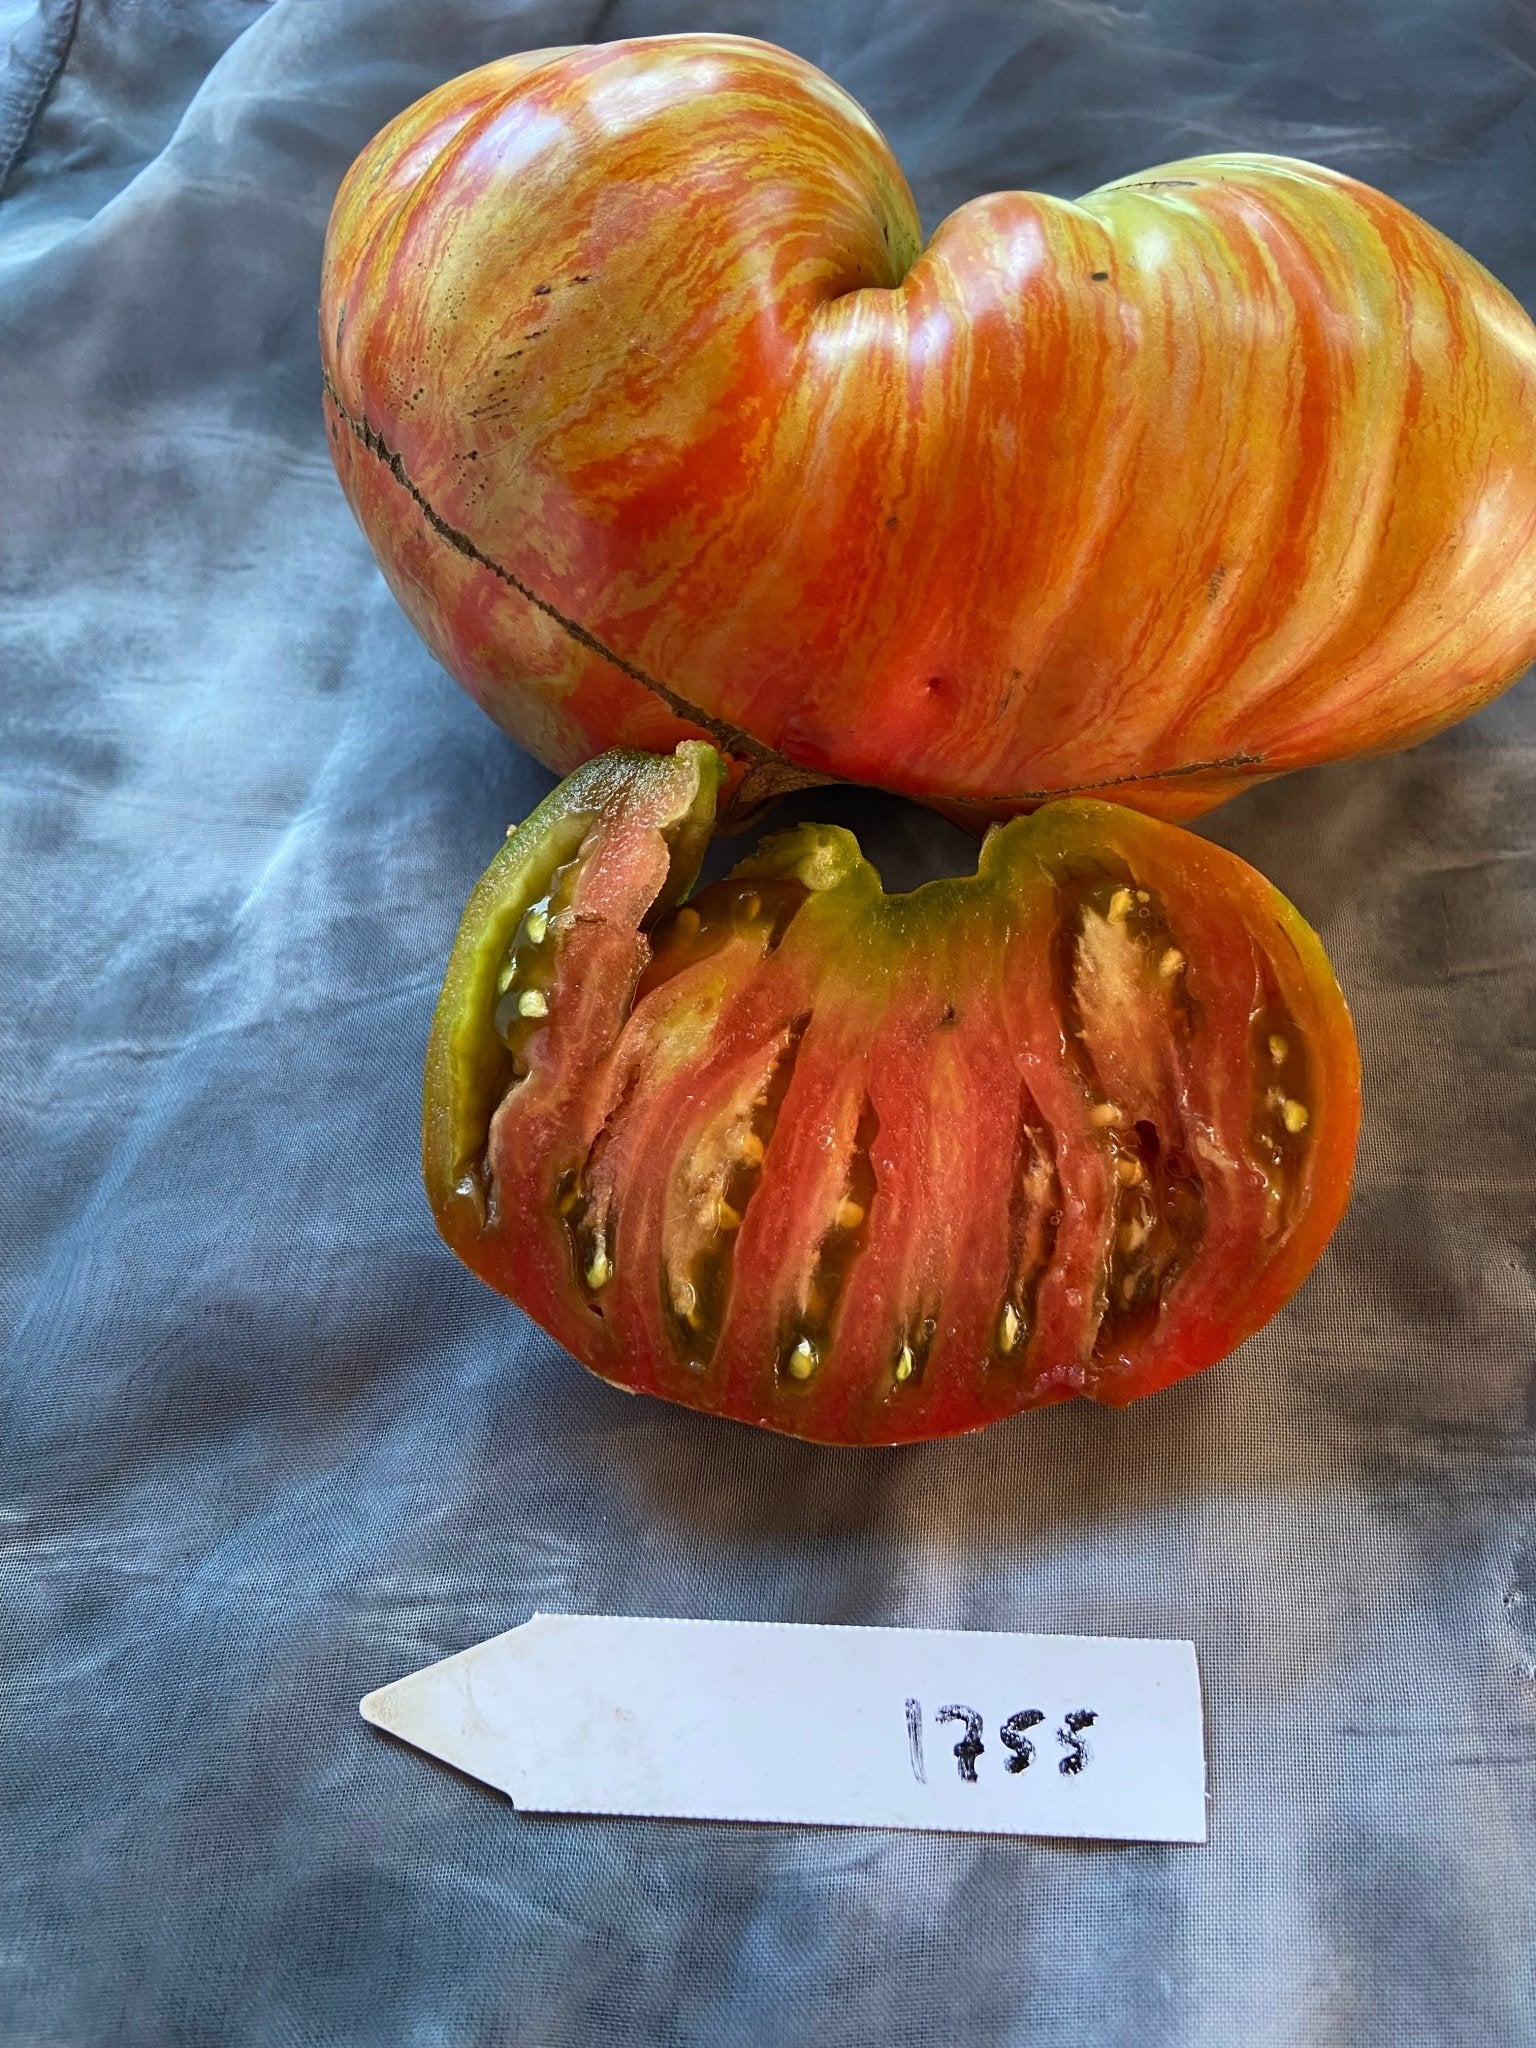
[321, 372, 833, 823]
[424, 744, 1362, 1444]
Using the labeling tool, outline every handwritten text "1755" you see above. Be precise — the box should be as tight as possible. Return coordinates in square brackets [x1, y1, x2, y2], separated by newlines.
[905, 1699, 1097, 1784]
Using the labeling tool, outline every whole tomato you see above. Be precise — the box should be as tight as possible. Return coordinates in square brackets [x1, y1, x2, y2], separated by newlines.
[321, 35, 1536, 822]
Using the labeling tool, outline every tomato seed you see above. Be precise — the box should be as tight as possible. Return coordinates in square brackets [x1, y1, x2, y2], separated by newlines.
[785, 1338, 818, 1381]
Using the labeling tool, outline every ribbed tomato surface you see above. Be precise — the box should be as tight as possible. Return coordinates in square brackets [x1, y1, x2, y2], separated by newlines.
[324, 35, 1536, 823]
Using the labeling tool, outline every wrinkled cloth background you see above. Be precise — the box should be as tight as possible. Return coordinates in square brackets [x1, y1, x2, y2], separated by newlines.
[3, 1, 1535, 2042]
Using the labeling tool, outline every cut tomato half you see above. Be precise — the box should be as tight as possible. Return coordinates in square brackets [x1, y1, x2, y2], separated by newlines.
[425, 744, 1360, 1444]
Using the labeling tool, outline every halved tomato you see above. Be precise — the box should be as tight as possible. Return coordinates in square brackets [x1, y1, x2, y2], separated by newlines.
[425, 744, 1360, 1444]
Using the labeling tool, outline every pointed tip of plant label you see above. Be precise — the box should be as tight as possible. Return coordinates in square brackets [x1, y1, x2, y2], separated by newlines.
[357, 1676, 412, 1733]
[359, 1619, 556, 1795]
[359, 1645, 510, 1795]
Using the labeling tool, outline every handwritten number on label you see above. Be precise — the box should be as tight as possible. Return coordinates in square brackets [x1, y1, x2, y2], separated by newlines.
[904, 1698, 926, 1785]
[1058, 1708, 1096, 1775]
[905, 1703, 1099, 1783]
[937, 1704, 986, 1782]
[1000, 1708, 1045, 1773]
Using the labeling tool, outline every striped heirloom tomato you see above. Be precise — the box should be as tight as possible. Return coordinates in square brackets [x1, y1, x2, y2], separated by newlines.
[425, 746, 1361, 1444]
[323, 36, 1536, 824]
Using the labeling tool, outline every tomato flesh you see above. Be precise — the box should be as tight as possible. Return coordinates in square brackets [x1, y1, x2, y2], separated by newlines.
[425, 744, 1360, 1444]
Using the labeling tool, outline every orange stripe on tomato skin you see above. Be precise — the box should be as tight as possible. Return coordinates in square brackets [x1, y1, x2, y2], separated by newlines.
[1118, 178, 1388, 764]
[1015, 201, 1238, 759]
[1194, 186, 1425, 746]
[763, 195, 1133, 791]
[372, 63, 898, 625]
[1150, 166, 1536, 767]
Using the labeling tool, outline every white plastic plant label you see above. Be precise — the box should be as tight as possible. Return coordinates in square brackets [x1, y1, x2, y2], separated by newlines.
[360, 1615, 1207, 1843]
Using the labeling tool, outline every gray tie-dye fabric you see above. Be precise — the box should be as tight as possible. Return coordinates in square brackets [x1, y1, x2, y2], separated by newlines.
[2, 2, 1534, 2042]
